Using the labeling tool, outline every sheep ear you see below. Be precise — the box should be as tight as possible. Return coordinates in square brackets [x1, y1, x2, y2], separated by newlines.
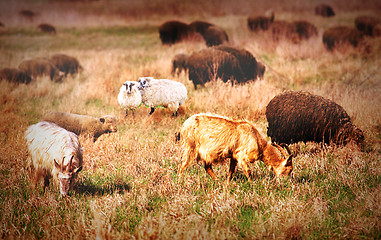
[100, 118, 105, 123]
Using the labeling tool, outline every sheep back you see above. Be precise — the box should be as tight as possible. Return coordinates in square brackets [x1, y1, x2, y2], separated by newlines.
[158, 20, 192, 45]
[323, 26, 364, 51]
[50, 53, 83, 76]
[0, 68, 32, 84]
[265, 91, 364, 146]
[18, 58, 64, 82]
[42, 112, 118, 141]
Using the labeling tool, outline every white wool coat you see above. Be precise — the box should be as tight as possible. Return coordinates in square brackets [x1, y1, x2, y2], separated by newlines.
[118, 81, 142, 111]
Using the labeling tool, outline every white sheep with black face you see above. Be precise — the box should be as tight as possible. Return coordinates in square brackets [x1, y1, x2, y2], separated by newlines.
[118, 81, 142, 116]
[138, 77, 187, 116]
[24, 121, 83, 197]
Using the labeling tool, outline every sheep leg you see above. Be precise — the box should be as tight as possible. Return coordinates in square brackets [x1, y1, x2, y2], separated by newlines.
[149, 108, 155, 115]
[125, 110, 128, 117]
[204, 163, 218, 180]
[227, 158, 238, 184]
[43, 176, 50, 193]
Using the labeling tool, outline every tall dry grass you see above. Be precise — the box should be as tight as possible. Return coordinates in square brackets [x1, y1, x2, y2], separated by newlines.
[0, 0, 380, 239]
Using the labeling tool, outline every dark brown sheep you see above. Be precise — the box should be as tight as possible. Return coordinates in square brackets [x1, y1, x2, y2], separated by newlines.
[18, 58, 64, 82]
[215, 45, 259, 82]
[0, 68, 32, 84]
[247, 13, 274, 32]
[37, 23, 56, 34]
[0, 22, 4, 28]
[293, 20, 318, 40]
[50, 54, 83, 77]
[355, 16, 381, 37]
[171, 53, 189, 76]
[188, 21, 214, 35]
[201, 25, 229, 47]
[270, 21, 299, 42]
[266, 91, 364, 147]
[322, 26, 364, 51]
[19, 10, 38, 21]
[187, 48, 241, 89]
[315, 4, 335, 17]
[158, 20, 192, 45]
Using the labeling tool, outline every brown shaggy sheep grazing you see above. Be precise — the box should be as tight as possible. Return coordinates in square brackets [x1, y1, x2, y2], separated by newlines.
[315, 4, 335, 17]
[19, 10, 38, 21]
[247, 13, 274, 32]
[158, 20, 192, 45]
[171, 53, 189, 76]
[42, 112, 118, 142]
[187, 46, 260, 89]
[355, 16, 381, 37]
[18, 58, 64, 82]
[50, 54, 83, 77]
[293, 20, 318, 40]
[265, 91, 364, 147]
[201, 25, 229, 47]
[322, 26, 364, 51]
[0, 68, 32, 84]
[177, 113, 293, 182]
[37, 23, 56, 34]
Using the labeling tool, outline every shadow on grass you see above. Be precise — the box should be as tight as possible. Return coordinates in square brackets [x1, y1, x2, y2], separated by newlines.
[73, 178, 131, 196]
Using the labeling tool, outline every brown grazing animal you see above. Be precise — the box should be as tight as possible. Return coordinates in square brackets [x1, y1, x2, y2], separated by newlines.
[315, 4, 335, 17]
[37, 23, 56, 34]
[201, 25, 229, 47]
[187, 46, 260, 89]
[42, 112, 118, 142]
[247, 13, 275, 31]
[355, 16, 381, 37]
[0, 68, 32, 84]
[158, 20, 192, 45]
[50, 54, 83, 77]
[322, 26, 364, 51]
[18, 58, 64, 82]
[266, 91, 364, 146]
[293, 20, 318, 40]
[19, 10, 38, 21]
[188, 21, 214, 35]
[177, 113, 293, 182]
[171, 53, 189, 76]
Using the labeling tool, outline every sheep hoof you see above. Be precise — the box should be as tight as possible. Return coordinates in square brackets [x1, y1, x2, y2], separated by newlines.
[149, 108, 155, 115]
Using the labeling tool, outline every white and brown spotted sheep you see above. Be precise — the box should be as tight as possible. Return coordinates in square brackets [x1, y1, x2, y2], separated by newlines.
[42, 112, 118, 142]
[24, 121, 83, 196]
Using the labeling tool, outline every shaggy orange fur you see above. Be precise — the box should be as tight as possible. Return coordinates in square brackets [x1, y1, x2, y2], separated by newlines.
[177, 113, 293, 183]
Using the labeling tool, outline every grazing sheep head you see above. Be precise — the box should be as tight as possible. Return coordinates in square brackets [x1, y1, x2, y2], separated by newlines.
[99, 115, 118, 133]
[138, 77, 154, 89]
[54, 156, 82, 196]
[263, 143, 293, 177]
[123, 81, 137, 94]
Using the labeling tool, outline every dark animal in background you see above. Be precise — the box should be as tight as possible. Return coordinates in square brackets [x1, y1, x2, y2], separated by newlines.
[322, 26, 364, 51]
[315, 4, 335, 17]
[19, 58, 64, 82]
[188, 21, 214, 35]
[256, 61, 266, 79]
[187, 48, 239, 89]
[19, 10, 38, 21]
[247, 13, 275, 31]
[215, 45, 259, 81]
[201, 25, 229, 47]
[355, 16, 381, 37]
[187, 46, 260, 89]
[293, 20, 318, 40]
[0, 22, 4, 28]
[37, 23, 56, 34]
[270, 21, 299, 42]
[266, 91, 364, 147]
[158, 20, 192, 45]
[0, 68, 32, 84]
[171, 53, 189, 76]
[50, 54, 83, 77]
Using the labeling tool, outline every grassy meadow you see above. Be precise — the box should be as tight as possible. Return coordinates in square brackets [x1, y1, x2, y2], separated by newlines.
[0, 0, 380, 239]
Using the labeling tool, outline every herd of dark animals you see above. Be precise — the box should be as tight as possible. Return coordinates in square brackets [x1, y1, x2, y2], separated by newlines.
[1, 3, 376, 149]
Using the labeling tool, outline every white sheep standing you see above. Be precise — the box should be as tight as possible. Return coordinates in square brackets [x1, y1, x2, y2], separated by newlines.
[117, 81, 142, 116]
[24, 121, 83, 196]
[138, 77, 187, 116]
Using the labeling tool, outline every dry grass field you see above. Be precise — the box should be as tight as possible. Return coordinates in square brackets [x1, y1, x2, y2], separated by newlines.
[0, 0, 380, 239]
